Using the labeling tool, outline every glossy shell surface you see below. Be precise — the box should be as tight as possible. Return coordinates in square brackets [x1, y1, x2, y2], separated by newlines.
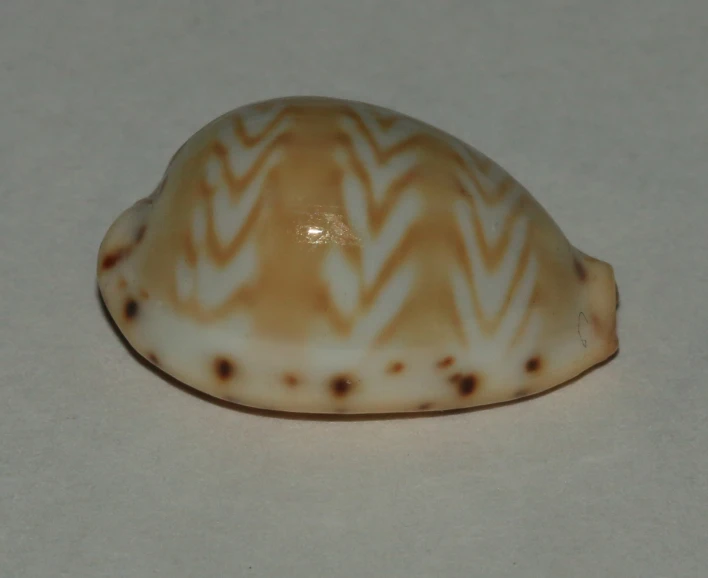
[97, 96, 619, 415]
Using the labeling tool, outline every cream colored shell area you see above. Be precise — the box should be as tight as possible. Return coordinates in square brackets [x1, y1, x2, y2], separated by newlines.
[96, 97, 619, 414]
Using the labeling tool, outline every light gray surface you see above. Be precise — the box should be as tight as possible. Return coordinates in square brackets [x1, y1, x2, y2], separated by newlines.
[2, 1, 707, 576]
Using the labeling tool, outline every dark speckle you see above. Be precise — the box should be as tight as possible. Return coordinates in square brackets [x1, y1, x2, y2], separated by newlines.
[458, 375, 477, 396]
[437, 356, 455, 369]
[283, 373, 300, 387]
[102, 250, 124, 270]
[525, 356, 541, 373]
[147, 352, 159, 365]
[418, 402, 434, 411]
[124, 298, 139, 320]
[214, 357, 235, 381]
[331, 375, 356, 397]
[388, 361, 405, 374]
[450, 372, 478, 396]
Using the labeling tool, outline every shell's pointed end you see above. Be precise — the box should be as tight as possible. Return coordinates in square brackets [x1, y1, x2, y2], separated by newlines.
[96, 177, 165, 282]
[96, 200, 149, 279]
[95, 181, 164, 352]
[582, 253, 620, 362]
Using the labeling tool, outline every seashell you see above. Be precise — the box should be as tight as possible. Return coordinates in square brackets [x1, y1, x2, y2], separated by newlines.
[97, 96, 619, 415]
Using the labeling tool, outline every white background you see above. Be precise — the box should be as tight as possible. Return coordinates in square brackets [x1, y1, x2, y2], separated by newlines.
[2, 1, 707, 576]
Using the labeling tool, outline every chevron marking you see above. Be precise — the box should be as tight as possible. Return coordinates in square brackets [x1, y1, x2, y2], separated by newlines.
[494, 249, 539, 350]
[338, 113, 419, 203]
[453, 186, 537, 341]
[445, 138, 519, 205]
[175, 200, 259, 311]
[457, 171, 523, 245]
[454, 197, 529, 320]
[450, 264, 484, 345]
[204, 149, 283, 249]
[328, 166, 423, 343]
[212, 105, 292, 186]
[348, 103, 417, 149]
[195, 239, 258, 310]
[238, 100, 288, 142]
[321, 119, 424, 344]
[451, 241, 538, 351]
[340, 169, 422, 288]
[349, 260, 417, 345]
[172, 108, 293, 313]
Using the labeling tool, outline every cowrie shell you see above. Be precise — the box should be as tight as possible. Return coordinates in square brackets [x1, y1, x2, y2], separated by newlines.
[97, 96, 619, 415]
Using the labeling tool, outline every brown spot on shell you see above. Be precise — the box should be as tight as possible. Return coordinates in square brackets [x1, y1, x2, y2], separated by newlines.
[459, 375, 477, 396]
[214, 357, 236, 381]
[102, 229, 145, 272]
[147, 352, 159, 365]
[418, 402, 434, 411]
[574, 257, 587, 282]
[331, 375, 356, 397]
[124, 298, 139, 320]
[525, 356, 541, 373]
[102, 250, 125, 271]
[450, 372, 478, 396]
[387, 361, 405, 374]
[437, 356, 455, 369]
[283, 373, 300, 387]
[139, 288, 150, 300]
